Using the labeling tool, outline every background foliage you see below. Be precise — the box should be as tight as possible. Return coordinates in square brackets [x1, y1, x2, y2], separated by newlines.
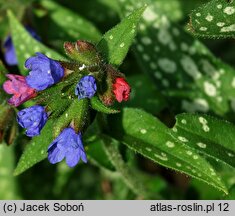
[0, 0, 235, 200]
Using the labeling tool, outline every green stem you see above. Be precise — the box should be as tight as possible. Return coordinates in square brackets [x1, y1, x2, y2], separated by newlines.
[102, 134, 148, 198]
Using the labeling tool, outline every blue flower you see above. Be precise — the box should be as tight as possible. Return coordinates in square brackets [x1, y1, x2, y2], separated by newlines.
[25, 53, 64, 91]
[3, 27, 40, 66]
[17, 105, 48, 137]
[75, 75, 97, 100]
[47, 128, 87, 167]
[3, 36, 17, 66]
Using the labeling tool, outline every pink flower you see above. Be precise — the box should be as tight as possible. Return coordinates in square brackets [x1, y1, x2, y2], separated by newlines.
[3, 74, 37, 107]
[113, 78, 131, 102]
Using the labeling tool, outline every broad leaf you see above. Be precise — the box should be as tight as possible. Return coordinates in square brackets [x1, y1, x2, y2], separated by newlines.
[97, 5, 146, 67]
[108, 108, 228, 194]
[173, 113, 235, 168]
[190, 0, 235, 38]
[8, 10, 65, 75]
[14, 120, 54, 176]
[117, 0, 235, 117]
[40, 0, 101, 42]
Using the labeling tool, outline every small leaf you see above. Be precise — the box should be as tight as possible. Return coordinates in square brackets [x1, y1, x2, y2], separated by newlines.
[108, 108, 228, 194]
[7, 10, 65, 75]
[0, 60, 7, 85]
[97, 5, 146, 67]
[189, 0, 235, 38]
[36, 86, 71, 119]
[14, 120, 54, 176]
[90, 96, 120, 114]
[53, 99, 89, 137]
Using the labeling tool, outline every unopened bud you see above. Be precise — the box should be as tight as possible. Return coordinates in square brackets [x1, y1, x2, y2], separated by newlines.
[64, 40, 100, 66]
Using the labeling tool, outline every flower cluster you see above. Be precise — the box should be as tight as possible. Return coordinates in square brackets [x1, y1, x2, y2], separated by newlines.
[2, 40, 131, 168]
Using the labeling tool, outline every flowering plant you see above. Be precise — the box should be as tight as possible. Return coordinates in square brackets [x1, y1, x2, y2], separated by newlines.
[0, 0, 235, 200]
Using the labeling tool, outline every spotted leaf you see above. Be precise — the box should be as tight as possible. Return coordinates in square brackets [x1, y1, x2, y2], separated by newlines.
[97, 5, 146, 67]
[53, 99, 89, 137]
[173, 113, 235, 168]
[108, 108, 228, 194]
[7, 10, 65, 75]
[117, 0, 235, 117]
[40, 0, 102, 42]
[190, 0, 235, 38]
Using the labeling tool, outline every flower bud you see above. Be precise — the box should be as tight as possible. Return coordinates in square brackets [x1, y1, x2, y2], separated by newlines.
[98, 65, 125, 106]
[64, 40, 100, 66]
[113, 78, 131, 102]
[75, 75, 97, 100]
[76, 40, 96, 53]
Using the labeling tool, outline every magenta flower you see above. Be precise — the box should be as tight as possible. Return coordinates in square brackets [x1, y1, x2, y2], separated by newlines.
[3, 74, 37, 107]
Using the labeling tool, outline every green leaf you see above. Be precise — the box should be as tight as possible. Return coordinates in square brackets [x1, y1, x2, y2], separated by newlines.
[226, 185, 235, 199]
[173, 113, 235, 168]
[0, 60, 7, 85]
[117, 0, 235, 117]
[149, 0, 208, 22]
[90, 96, 120, 114]
[0, 145, 20, 199]
[7, 10, 65, 75]
[40, 0, 101, 42]
[83, 120, 115, 171]
[97, 5, 146, 67]
[189, 0, 235, 38]
[14, 120, 54, 176]
[108, 108, 228, 194]
[53, 99, 89, 137]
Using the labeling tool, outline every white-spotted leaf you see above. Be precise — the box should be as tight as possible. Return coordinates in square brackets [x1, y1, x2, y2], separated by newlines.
[41, 0, 102, 42]
[108, 108, 228, 194]
[173, 113, 235, 168]
[97, 5, 146, 67]
[117, 0, 235, 116]
[190, 0, 235, 38]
